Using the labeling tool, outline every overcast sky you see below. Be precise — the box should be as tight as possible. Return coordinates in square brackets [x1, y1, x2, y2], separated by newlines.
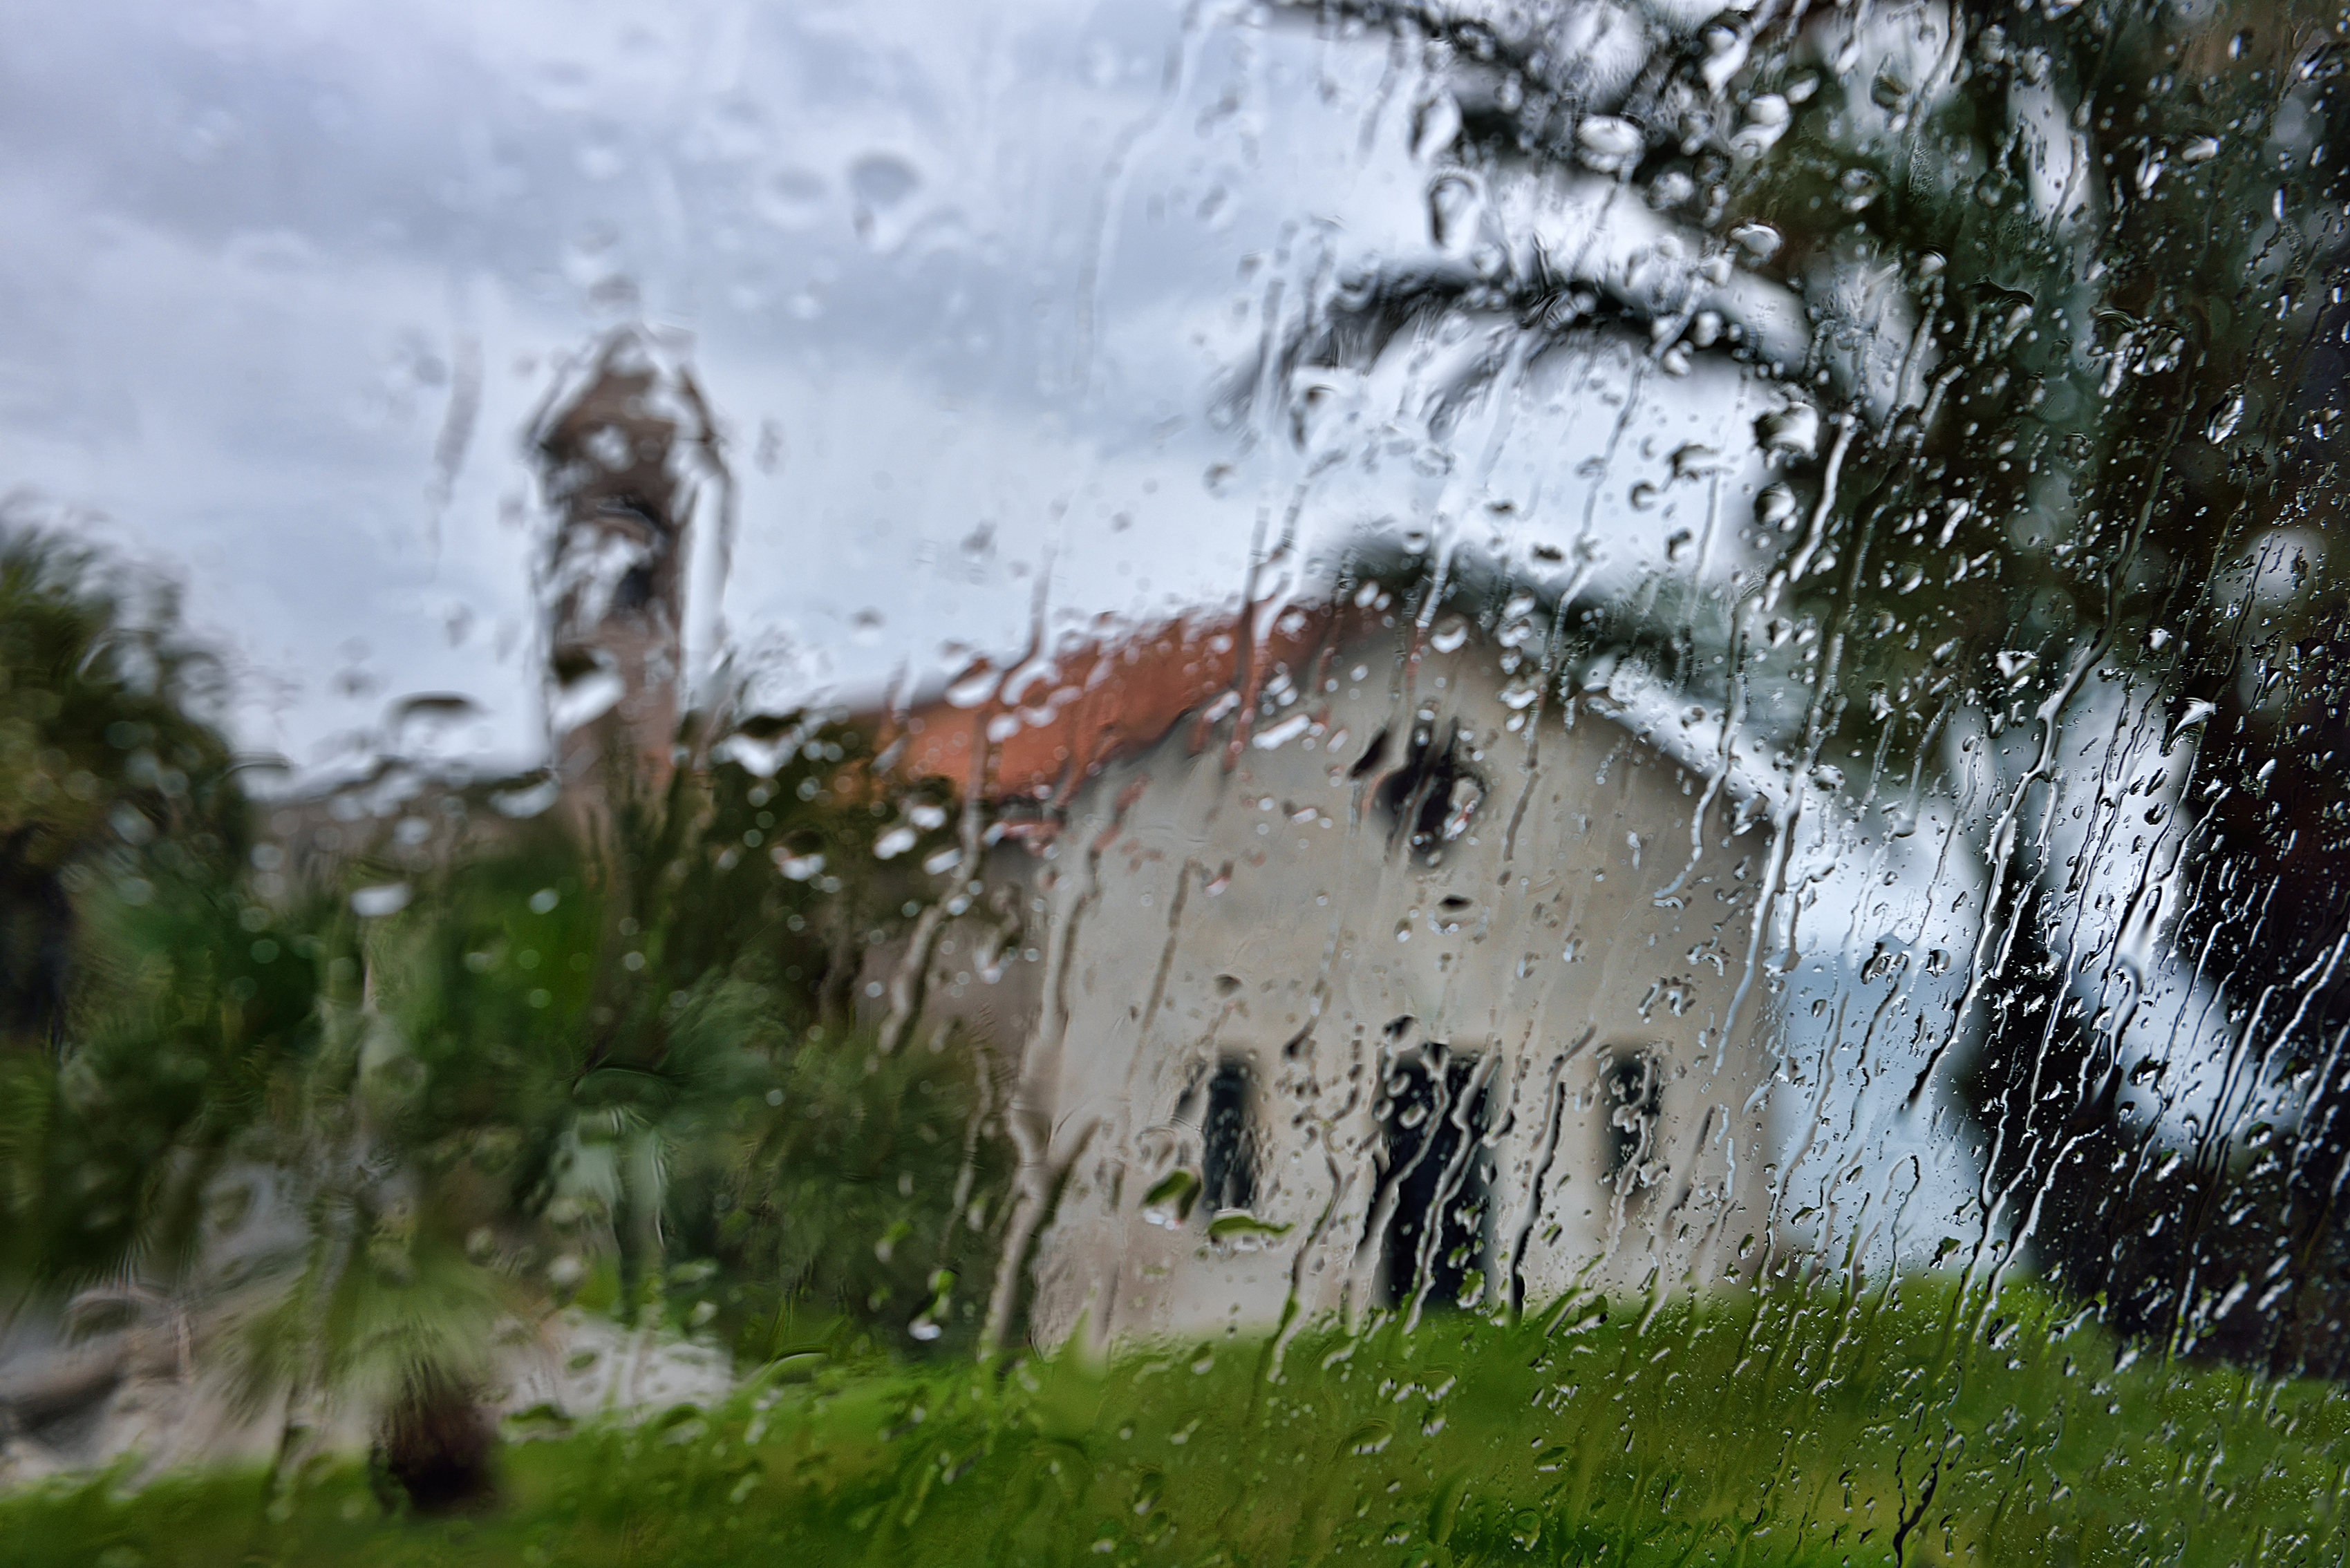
[0, 0, 1794, 791]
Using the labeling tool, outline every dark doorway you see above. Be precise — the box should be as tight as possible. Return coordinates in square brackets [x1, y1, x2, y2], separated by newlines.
[1377, 1046, 1494, 1309]
[1600, 1048, 1663, 1202]
[1200, 1058, 1258, 1215]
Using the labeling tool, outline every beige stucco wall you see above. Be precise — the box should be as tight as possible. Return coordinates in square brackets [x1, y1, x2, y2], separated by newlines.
[954, 624, 1779, 1348]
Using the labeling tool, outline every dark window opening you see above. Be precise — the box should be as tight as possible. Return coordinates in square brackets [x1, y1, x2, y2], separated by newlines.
[1201, 1059, 1257, 1215]
[1601, 1048, 1664, 1200]
[1374, 721, 1485, 867]
[551, 648, 610, 689]
[1376, 1045, 1494, 1309]
[612, 565, 656, 613]
[592, 494, 677, 540]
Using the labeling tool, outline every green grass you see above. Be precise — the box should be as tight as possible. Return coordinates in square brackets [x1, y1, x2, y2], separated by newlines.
[10, 1279, 2348, 1567]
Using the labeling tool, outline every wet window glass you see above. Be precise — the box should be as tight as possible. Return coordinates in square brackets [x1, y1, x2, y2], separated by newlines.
[4, 0, 2350, 1561]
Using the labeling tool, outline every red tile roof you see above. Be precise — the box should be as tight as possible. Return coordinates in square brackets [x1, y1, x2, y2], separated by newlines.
[874, 596, 1399, 802]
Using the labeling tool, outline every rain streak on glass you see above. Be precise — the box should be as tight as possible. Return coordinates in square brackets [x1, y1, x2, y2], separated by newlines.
[1, 0, 2349, 1562]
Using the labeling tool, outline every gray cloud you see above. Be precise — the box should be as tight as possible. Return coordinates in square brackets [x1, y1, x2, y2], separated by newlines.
[0, 0, 1813, 790]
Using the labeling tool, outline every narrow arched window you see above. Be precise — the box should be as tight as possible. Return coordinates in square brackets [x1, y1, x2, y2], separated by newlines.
[1600, 1047, 1663, 1200]
[1375, 1045, 1494, 1309]
[1201, 1058, 1257, 1215]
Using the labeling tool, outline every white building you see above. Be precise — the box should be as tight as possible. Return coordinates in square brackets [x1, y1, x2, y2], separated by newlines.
[876, 570, 1785, 1348]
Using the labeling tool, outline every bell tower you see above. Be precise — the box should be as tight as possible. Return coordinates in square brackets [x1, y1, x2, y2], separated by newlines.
[529, 328, 726, 826]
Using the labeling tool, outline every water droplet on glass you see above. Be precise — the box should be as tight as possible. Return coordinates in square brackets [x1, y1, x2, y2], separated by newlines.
[351, 883, 412, 917]
[1574, 116, 1643, 176]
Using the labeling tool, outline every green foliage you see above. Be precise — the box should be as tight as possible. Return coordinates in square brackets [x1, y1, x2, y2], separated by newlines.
[0, 623, 1011, 1442]
[711, 1022, 1010, 1359]
[8, 1279, 2343, 1566]
[0, 873, 340, 1285]
[0, 524, 240, 864]
[0, 521, 243, 1050]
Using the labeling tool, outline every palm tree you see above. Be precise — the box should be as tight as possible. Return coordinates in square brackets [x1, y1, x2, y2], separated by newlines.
[0, 500, 1007, 1504]
[213, 707, 1000, 1509]
[1261, 0, 2349, 1364]
[0, 518, 252, 1277]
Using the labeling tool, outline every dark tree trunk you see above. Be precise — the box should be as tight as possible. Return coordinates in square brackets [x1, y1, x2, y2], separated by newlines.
[0, 829, 71, 1053]
[1960, 652, 2350, 1381]
[376, 1369, 498, 1515]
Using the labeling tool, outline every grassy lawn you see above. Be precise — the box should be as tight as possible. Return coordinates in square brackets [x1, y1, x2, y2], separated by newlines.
[10, 1279, 2347, 1567]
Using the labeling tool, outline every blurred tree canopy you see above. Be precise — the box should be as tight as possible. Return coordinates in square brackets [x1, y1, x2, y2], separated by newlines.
[0, 522, 243, 1052]
[1284, 0, 2350, 1372]
[0, 522, 1011, 1505]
